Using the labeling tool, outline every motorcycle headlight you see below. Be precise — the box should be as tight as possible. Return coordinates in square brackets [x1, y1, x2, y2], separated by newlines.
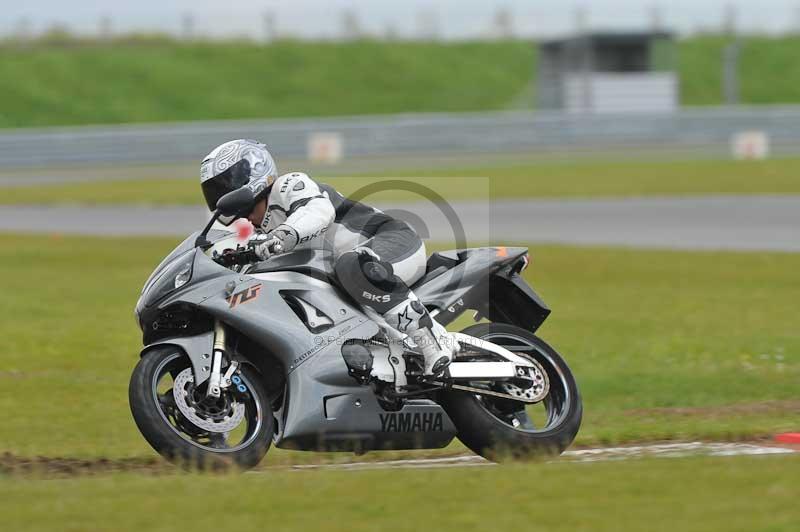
[142, 251, 195, 307]
[174, 265, 192, 289]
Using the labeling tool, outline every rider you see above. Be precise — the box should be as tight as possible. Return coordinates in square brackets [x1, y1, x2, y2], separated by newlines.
[200, 139, 457, 376]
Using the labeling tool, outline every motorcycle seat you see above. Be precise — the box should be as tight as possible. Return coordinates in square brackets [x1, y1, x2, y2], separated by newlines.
[410, 251, 461, 290]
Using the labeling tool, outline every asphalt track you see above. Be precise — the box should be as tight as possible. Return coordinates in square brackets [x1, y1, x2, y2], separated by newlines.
[0, 196, 798, 251]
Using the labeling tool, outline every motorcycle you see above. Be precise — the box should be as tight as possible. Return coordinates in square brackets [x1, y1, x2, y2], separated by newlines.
[129, 187, 582, 469]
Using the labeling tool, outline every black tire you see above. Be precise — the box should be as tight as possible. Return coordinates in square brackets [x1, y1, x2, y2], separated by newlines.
[440, 323, 582, 461]
[129, 346, 273, 470]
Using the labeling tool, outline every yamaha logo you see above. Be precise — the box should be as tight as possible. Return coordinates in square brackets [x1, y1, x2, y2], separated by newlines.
[380, 412, 443, 432]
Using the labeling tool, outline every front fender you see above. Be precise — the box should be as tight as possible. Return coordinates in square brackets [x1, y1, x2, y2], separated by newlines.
[140, 331, 214, 385]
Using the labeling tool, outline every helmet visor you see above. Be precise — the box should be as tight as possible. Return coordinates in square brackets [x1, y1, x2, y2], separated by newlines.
[200, 159, 252, 211]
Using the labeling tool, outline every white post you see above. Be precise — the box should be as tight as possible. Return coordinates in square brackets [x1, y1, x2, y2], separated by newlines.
[493, 7, 514, 39]
[14, 17, 32, 42]
[341, 10, 361, 40]
[650, 4, 664, 32]
[722, 4, 741, 105]
[417, 10, 441, 41]
[98, 15, 112, 41]
[574, 5, 588, 34]
[722, 3, 738, 35]
[263, 11, 277, 43]
[181, 12, 195, 41]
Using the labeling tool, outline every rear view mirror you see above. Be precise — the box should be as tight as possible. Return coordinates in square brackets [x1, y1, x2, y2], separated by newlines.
[216, 187, 256, 217]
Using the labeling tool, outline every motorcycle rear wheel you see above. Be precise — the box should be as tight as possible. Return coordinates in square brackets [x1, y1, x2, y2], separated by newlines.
[129, 346, 273, 470]
[440, 323, 582, 461]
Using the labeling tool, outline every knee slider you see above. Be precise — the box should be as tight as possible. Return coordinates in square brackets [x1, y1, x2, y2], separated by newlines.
[363, 260, 391, 284]
[335, 251, 409, 312]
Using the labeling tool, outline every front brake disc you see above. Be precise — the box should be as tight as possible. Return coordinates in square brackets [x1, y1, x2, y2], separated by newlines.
[172, 368, 245, 433]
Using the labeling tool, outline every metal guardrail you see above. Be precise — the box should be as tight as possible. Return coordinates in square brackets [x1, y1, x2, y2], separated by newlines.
[1, 106, 800, 168]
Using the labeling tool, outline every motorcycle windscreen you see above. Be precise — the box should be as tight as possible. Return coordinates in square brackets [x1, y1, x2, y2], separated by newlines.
[141, 229, 232, 293]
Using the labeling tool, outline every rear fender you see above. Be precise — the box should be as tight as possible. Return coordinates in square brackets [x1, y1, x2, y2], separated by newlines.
[482, 271, 551, 332]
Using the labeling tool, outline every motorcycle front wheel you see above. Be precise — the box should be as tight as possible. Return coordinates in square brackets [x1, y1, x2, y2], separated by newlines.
[440, 323, 582, 461]
[129, 346, 273, 470]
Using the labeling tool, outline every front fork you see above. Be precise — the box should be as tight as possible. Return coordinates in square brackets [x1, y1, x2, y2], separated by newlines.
[206, 320, 239, 398]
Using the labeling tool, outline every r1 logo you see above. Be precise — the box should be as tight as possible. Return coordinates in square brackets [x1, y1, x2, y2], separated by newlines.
[227, 284, 262, 309]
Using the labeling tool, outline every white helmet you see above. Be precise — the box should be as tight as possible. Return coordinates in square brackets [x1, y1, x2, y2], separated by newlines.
[200, 139, 278, 224]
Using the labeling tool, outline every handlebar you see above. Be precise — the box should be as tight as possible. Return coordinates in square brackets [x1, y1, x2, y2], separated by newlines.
[212, 238, 285, 268]
[212, 247, 259, 267]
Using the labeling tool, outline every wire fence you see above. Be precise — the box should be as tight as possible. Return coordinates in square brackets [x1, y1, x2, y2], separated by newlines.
[4, 3, 799, 42]
[1, 106, 799, 169]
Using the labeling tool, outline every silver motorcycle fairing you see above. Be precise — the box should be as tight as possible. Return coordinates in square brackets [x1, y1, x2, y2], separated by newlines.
[274, 348, 456, 451]
[155, 253, 378, 373]
[136, 245, 548, 451]
[146, 264, 457, 450]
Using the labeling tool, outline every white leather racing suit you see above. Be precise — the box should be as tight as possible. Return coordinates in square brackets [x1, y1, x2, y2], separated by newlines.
[259, 171, 455, 375]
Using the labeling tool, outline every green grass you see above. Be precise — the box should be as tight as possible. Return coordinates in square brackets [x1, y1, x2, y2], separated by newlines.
[680, 35, 800, 105]
[2, 456, 799, 531]
[2, 36, 800, 128]
[0, 234, 797, 460]
[367, 157, 800, 198]
[0, 40, 534, 128]
[3, 157, 800, 205]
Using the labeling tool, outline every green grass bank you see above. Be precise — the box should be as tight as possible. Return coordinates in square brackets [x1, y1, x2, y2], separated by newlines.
[2, 36, 800, 127]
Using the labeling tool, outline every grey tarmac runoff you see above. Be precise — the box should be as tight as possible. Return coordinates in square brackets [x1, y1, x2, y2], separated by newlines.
[0, 196, 798, 252]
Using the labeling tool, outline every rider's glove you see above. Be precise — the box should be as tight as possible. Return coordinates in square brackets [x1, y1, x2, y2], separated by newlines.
[251, 226, 298, 260]
[248, 233, 273, 261]
[269, 226, 298, 253]
[251, 236, 277, 261]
